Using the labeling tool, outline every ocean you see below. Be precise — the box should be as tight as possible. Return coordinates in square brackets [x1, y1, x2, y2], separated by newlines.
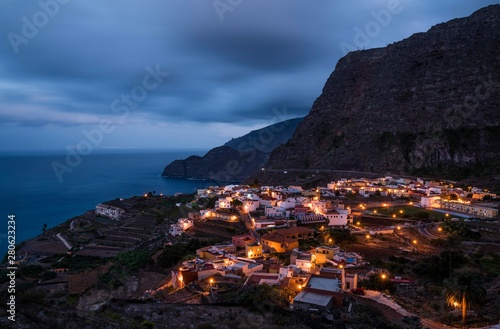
[0, 150, 212, 254]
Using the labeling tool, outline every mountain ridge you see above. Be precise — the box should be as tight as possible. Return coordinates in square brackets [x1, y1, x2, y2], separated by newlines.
[162, 117, 303, 181]
[264, 5, 500, 180]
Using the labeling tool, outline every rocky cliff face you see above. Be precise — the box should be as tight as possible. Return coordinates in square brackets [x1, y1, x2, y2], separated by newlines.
[162, 118, 303, 181]
[266, 5, 500, 179]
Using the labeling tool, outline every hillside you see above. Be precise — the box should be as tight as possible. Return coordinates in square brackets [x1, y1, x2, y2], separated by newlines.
[264, 5, 500, 180]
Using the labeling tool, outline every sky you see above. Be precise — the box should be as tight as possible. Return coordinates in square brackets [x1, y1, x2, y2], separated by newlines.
[0, 0, 498, 152]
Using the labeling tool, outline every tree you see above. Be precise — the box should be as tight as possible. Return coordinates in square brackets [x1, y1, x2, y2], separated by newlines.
[444, 235, 462, 278]
[444, 270, 486, 326]
[42, 223, 47, 233]
[230, 198, 243, 209]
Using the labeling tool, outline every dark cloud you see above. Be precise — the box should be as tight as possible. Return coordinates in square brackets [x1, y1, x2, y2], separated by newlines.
[0, 0, 498, 150]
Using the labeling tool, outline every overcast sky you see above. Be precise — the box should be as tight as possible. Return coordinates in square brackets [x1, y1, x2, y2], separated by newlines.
[0, 0, 497, 151]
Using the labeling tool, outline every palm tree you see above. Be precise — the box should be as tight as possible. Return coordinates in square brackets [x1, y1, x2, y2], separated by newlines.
[444, 270, 486, 326]
[444, 234, 462, 278]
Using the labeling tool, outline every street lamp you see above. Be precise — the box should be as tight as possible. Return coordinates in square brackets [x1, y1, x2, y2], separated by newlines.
[412, 239, 417, 245]
[209, 278, 214, 286]
[366, 234, 370, 240]
[438, 227, 442, 232]
[328, 238, 333, 245]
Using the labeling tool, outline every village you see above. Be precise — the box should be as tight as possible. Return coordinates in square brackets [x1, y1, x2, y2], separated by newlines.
[4, 176, 500, 328]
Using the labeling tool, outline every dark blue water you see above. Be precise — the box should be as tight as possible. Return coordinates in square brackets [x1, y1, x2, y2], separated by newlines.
[0, 150, 211, 253]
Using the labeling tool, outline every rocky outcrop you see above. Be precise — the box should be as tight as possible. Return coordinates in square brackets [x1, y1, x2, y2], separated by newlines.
[162, 118, 303, 181]
[265, 5, 500, 179]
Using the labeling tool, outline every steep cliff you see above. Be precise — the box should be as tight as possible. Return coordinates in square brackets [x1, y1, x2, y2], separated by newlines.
[265, 5, 500, 179]
[162, 118, 303, 181]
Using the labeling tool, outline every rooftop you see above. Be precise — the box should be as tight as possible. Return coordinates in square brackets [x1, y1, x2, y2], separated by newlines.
[307, 276, 341, 293]
[294, 291, 333, 307]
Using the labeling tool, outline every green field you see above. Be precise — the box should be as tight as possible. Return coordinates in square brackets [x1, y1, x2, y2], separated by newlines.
[367, 205, 465, 220]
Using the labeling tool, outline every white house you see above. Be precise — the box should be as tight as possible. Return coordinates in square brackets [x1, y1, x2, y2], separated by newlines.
[243, 199, 260, 212]
[310, 201, 329, 214]
[278, 197, 298, 210]
[169, 224, 184, 236]
[259, 198, 277, 207]
[426, 187, 442, 196]
[217, 197, 232, 209]
[324, 209, 349, 226]
[95, 203, 125, 220]
[197, 189, 210, 197]
[169, 218, 193, 236]
[265, 206, 286, 217]
[420, 196, 441, 208]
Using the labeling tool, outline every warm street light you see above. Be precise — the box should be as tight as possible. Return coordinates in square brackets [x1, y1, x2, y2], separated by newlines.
[366, 234, 370, 239]
[373, 210, 377, 214]
[209, 278, 214, 286]
[399, 210, 403, 214]
[392, 214, 396, 218]
[438, 227, 442, 232]
[356, 221, 361, 225]
[328, 238, 333, 245]
[397, 226, 401, 230]
[381, 274, 387, 280]
[412, 239, 417, 245]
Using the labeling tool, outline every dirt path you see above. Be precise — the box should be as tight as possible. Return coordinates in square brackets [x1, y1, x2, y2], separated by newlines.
[355, 291, 451, 329]
[353, 295, 408, 326]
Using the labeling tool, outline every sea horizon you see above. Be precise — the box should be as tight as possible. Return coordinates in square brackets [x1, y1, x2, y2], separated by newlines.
[0, 149, 214, 252]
